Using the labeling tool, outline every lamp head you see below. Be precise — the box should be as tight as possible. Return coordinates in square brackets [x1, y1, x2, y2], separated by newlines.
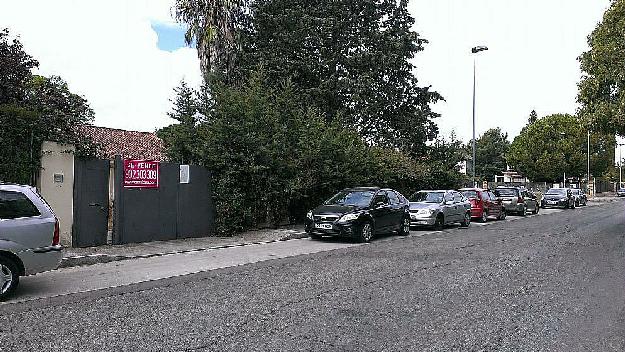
[471, 46, 489, 53]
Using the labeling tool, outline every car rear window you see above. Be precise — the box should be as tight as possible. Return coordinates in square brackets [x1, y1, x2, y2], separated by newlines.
[495, 188, 517, 197]
[0, 190, 41, 219]
[462, 190, 479, 199]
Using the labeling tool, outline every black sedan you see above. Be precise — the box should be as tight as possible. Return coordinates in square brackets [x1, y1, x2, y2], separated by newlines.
[541, 188, 575, 209]
[305, 187, 411, 242]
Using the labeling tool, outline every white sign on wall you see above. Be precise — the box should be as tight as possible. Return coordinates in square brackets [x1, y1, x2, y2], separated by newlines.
[179, 165, 190, 184]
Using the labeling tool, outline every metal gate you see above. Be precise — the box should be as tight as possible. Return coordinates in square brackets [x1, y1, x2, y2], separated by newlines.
[72, 159, 110, 247]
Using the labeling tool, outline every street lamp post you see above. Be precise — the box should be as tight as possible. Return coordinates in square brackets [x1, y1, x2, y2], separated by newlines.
[619, 143, 624, 188]
[471, 45, 488, 186]
[560, 132, 567, 188]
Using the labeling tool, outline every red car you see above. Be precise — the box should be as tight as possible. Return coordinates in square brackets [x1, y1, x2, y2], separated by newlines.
[459, 188, 506, 222]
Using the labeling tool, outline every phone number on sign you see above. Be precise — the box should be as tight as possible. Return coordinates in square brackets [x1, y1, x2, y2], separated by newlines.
[125, 169, 158, 180]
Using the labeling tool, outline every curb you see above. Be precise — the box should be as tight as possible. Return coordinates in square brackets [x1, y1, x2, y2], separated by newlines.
[60, 231, 309, 269]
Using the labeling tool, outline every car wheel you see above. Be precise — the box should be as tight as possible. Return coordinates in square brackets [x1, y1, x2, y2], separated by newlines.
[398, 217, 410, 236]
[0, 257, 19, 301]
[460, 212, 471, 228]
[309, 233, 323, 240]
[358, 222, 374, 243]
[498, 209, 507, 220]
[433, 215, 444, 231]
[480, 210, 488, 223]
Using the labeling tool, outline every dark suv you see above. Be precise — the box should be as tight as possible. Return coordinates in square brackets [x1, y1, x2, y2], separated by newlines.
[305, 187, 410, 242]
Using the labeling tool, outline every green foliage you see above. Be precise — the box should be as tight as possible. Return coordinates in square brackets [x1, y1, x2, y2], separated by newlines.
[577, 0, 625, 136]
[0, 29, 98, 184]
[424, 134, 470, 190]
[166, 71, 448, 234]
[528, 110, 538, 125]
[507, 113, 615, 182]
[197, 0, 440, 155]
[473, 128, 510, 182]
[175, 0, 249, 80]
[157, 81, 204, 164]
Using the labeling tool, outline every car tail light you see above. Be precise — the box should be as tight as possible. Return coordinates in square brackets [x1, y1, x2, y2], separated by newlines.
[518, 196, 524, 203]
[53, 218, 60, 246]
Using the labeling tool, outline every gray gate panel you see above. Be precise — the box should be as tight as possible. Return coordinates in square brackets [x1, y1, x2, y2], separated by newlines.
[120, 163, 178, 244]
[113, 157, 215, 245]
[72, 159, 110, 247]
[177, 166, 215, 239]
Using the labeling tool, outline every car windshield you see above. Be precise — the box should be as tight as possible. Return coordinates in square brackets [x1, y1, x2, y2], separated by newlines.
[571, 189, 580, 195]
[546, 189, 566, 195]
[461, 190, 479, 199]
[324, 190, 375, 207]
[496, 188, 517, 196]
[410, 191, 444, 203]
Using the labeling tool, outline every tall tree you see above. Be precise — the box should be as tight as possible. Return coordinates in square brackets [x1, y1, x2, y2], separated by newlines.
[157, 81, 204, 164]
[528, 110, 538, 125]
[237, 0, 441, 155]
[0, 28, 38, 104]
[175, 0, 248, 81]
[507, 113, 615, 182]
[473, 128, 510, 182]
[0, 29, 97, 184]
[577, 0, 625, 136]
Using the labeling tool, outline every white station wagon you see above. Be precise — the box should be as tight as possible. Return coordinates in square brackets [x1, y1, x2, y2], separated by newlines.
[0, 183, 63, 300]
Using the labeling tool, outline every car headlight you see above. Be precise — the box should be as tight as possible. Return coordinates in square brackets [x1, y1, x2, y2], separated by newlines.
[306, 211, 313, 220]
[339, 213, 361, 222]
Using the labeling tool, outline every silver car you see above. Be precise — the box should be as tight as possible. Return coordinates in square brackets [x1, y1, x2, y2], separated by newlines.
[0, 183, 63, 300]
[408, 190, 471, 230]
[495, 187, 539, 216]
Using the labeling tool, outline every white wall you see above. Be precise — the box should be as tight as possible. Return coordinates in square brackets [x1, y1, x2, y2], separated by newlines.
[38, 141, 75, 246]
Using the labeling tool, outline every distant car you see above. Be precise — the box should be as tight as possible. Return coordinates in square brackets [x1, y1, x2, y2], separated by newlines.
[570, 188, 588, 206]
[408, 190, 471, 230]
[617, 188, 625, 197]
[305, 187, 410, 242]
[494, 187, 539, 216]
[459, 188, 506, 222]
[541, 188, 575, 209]
[0, 183, 63, 300]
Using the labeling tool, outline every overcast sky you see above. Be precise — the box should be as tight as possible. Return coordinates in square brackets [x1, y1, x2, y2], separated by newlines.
[1, 0, 620, 150]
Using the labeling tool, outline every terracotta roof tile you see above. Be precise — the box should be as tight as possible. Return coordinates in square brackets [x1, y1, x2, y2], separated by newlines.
[80, 125, 167, 162]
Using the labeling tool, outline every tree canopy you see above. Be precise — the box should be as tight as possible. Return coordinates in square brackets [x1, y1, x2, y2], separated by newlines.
[0, 28, 97, 184]
[507, 113, 614, 183]
[577, 0, 625, 136]
[473, 128, 510, 182]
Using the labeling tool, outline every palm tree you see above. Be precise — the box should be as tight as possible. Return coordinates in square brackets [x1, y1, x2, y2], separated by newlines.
[174, 0, 247, 80]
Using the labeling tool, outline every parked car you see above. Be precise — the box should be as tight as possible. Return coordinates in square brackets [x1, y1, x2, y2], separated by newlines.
[617, 188, 625, 197]
[305, 187, 410, 242]
[0, 183, 63, 300]
[570, 188, 588, 206]
[459, 188, 506, 222]
[494, 186, 539, 216]
[408, 190, 471, 230]
[541, 188, 575, 209]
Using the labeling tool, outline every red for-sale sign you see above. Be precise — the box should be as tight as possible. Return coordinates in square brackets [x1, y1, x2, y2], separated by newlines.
[124, 159, 159, 188]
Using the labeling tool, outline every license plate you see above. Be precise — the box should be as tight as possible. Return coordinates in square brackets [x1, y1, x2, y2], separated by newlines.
[547, 201, 556, 205]
[315, 223, 332, 230]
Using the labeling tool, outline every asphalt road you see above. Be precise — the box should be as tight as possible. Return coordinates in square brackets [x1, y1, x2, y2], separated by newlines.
[1, 200, 623, 351]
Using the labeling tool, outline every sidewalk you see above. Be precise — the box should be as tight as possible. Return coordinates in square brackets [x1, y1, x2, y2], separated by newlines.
[61, 225, 308, 268]
[589, 192, 621, 202]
